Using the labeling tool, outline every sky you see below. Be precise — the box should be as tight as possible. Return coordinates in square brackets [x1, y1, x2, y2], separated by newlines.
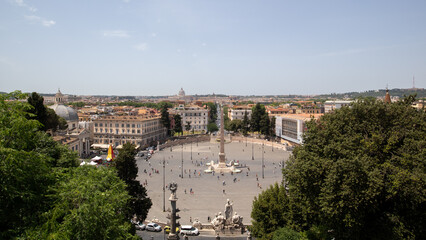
[1, 0, 425, 96]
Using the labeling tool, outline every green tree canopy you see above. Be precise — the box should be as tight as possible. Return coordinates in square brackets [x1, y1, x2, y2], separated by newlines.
[160, 104, 171, 136]
[24, 166, 138, 240]
[207, 122, 219, 133]
[284, 97, 425, 239]
[173, 114, 183, 135]
[0, 91, 78, 239]
[242, 110, 250, 136]
[251, 103, 267, 132]
[251, 183, 290, 240]
[205, 102, 218, 123]
[27, 92, 66, 131]
[114, 142, 152, 221]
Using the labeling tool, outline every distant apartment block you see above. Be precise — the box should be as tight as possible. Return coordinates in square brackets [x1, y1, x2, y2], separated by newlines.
[324, 100, 352, 113]
[228, 105, 252, 121]
[275, 114, 322, 145]
[92, 115, 167, 148]
[169, 105, 209, 131]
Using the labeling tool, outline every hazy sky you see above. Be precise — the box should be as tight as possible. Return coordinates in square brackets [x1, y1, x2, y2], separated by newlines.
[1, 0, 425, 96]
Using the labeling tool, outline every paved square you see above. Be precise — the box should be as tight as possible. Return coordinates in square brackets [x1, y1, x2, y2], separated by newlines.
[136, 140, 290, 226]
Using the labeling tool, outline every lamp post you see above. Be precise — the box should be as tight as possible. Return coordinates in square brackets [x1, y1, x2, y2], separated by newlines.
[181, 144, 183, 179]
[262, 143, 264, 179]
[163, 157, 166, 212]
[251, 138, 254, 160]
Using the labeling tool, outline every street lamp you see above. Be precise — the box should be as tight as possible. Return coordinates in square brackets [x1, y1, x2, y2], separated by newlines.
[262, 143, 264, 179]
[251, 138, 254, 160]
[163, 157, 166, 212]
[181, 144, 183, 179]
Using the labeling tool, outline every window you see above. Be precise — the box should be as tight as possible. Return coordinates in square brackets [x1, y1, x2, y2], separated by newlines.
[126, 124, 130, 128]
[100, 123, 103, 127]
[115, 123, 119, 127]
[95, 123, 98, 127]
[132, 124, 135, 128]
[121, 124, 124, 127]
[132, 130, 135, 133]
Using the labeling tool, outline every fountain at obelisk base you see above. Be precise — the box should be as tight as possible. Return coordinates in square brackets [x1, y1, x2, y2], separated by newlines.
[205, 105, 241, 173]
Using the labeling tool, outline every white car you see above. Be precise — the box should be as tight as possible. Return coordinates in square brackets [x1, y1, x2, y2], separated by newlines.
[180, 225, 199, 236]
[146, 222, 162, 232]
[135, 223, 146, 230]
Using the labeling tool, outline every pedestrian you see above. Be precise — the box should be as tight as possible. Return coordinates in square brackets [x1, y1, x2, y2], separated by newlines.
[208, 216, 211, 222]
[185, 189, 187, 194]
[223, 189, 225, 194]
[190, 216, 192, 223]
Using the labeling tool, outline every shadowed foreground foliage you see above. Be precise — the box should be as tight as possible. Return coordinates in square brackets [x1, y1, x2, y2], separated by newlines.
[251, 97, 425, 239]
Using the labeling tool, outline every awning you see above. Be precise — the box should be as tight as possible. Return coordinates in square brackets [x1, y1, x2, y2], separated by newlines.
[91, 144, 110, 149]
[116, 144, 140, 150]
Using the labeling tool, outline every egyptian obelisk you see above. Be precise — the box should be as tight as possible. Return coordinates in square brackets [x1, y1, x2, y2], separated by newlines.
[218, 105, 226, 168]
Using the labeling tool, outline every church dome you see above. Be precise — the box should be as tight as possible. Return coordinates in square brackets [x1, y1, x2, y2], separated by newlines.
[178, 88, 185, 97]
[49, 104, 79, 122]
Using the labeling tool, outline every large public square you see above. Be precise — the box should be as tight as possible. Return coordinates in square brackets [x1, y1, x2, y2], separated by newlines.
[136, 138, 291, 228]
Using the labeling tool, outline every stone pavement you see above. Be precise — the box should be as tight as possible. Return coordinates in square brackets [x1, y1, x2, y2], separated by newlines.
[136, 140, 290, 227]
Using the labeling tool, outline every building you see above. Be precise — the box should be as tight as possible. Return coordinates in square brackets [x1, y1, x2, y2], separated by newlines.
[324, 100, 352, 113]
[48, 89, 79, 130]
[169, 104, 209, 132]
[228, 105, 252, 121]
[92, 115, 167, 148]
[275, 114, 322, 145]
[48, 89, 92, 158]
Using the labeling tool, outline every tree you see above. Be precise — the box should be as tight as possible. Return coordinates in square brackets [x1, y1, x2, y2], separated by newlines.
[205, 102, 218, 123]
[27, 92, 63, 131]
[173, 114, 183, 136]
[185, 121, 191, 132]
[207, 122, 219, 133]
[283, 97, 425, 239]
[242, 110, 250, 136]
[24, 167, 138, 240]
[160, 104, 171, 136]
[260, 114, 271, 137]
[227, 119, 243, 132]
[0, 91, 78, 239]
[270, 116, 276, 137]
[114, 142, 152, 222]
[251, 183, 290, 240]
[251, 103, 266, 132]
[272, 227, 304, 240]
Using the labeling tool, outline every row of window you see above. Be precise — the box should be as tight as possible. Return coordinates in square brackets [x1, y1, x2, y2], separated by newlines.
[94, 121, 158, 128]
[94, 127, 160, 133]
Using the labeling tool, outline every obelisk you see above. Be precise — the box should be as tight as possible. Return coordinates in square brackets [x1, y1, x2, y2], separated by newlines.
[218, 105, 226, 168]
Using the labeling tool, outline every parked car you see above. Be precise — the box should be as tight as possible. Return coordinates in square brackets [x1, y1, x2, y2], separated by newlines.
[164, 226, 180, 234]
[146, 222, 162, 232]
[180, 225, 199, 236]
[135, 223, 146, 230]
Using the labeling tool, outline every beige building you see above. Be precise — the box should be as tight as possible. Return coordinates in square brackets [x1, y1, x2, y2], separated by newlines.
[169, 104, 209, 131]
[228, 105, 252, 121]
[92, 115, 167, 148]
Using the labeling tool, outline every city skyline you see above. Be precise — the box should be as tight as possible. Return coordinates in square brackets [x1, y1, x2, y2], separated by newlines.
[1, 0, 425, 96]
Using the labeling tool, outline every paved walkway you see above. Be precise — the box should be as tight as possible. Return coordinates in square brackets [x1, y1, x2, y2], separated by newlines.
[136, 140, 290, 227]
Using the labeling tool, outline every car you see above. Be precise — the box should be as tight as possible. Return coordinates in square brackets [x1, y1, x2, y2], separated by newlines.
[135, 223, 146, 230]
[145, 222, 162, 232]
[180, 225, 199, 236]
[164, 226, 180, 234]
